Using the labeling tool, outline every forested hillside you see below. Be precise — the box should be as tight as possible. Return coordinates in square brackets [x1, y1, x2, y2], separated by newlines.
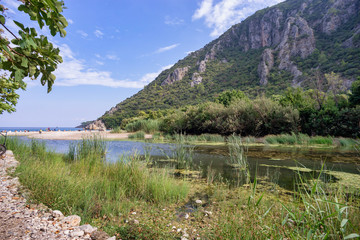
[99, 0, 360, 128]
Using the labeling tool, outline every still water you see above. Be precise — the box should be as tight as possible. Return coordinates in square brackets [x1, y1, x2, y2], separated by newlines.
[15, 137, 360, 190]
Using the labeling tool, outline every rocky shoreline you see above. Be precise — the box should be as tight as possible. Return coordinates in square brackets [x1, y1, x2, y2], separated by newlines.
[0, 150, 115, 240]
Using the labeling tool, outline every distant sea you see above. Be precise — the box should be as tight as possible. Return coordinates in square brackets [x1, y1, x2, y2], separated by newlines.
[0, 127, 80, 132]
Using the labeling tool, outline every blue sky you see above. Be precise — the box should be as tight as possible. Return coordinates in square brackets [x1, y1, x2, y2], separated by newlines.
[0, 0, 282, 127]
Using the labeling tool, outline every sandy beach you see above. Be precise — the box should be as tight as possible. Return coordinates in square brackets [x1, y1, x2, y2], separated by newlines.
[7, 130, 153, 140]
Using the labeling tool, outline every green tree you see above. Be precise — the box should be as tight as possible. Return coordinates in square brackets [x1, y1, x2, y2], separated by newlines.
[349, 77, 360, 106]
[0, 0, 67, 113]
[216, 90, 248, 107]
[325, 72, 345, 107]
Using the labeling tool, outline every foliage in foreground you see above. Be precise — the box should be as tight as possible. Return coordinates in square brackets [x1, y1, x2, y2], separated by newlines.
[0, 0, 68, 113]
[6, 136, 360, 239]
[7, 137, 189, 230]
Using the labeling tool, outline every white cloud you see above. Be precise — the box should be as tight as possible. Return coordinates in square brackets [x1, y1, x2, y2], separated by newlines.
[106, 54, 119, 61]
[139, 65, 173, 84]
[193, 0, 284, 37]
[94, 29, 104, 38]
[156, 44, 180, 53]
[165, 16, 185, 26]
[54, 44, 143, 88]
[77, 30, 88, 38]
[68, 19, 74, 24]
[95, 60, 104, 65]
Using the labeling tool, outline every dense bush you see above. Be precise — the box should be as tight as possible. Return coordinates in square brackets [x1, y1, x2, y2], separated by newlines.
[161, 98, 299, 137]
[300, 106, 360, 138]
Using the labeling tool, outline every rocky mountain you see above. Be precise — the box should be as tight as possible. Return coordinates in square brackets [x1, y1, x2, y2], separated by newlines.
[99, 0, 360, 128]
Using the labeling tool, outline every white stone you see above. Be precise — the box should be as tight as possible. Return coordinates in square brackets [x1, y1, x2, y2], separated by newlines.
[79, 224, 97, 234]
[52, 210, 64, 220]
[71, 230, 85, 237]
[195, 200, 202, 204]
[62, 215, 81, 227]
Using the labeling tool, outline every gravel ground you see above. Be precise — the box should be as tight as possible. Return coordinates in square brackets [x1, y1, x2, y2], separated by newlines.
[0, 150, 115, 240]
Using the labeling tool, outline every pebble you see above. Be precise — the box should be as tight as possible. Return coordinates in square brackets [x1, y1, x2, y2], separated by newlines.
[195, 199, 202, 204]
[52, 210, 64, 220]
[0, 151, 108, 240]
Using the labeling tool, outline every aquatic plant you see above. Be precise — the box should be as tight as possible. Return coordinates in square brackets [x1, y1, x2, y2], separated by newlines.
[173, 134, 194, 170]
[227, 134, 250, 185]
[280, 166, 360, 239]
[128, 131, 145, 139]
[308, 136, 333, 145]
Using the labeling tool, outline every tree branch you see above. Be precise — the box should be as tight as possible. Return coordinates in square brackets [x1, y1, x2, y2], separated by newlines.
[0, 23, 19, 40]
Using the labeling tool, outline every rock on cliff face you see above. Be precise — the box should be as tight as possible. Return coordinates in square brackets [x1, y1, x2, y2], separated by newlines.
[258, 49, 274, 85]
[196, 0, 357, 85]
[319, 0, 359, 34]
[191, 72, 203, 87]
[276, 16, 316, 83]
[161, 67, 189, 86]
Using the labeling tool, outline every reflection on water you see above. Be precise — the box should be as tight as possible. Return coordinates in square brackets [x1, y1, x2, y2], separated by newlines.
[15, 137, 360, 190]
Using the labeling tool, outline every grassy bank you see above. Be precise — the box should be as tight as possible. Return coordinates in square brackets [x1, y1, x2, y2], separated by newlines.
[6, 136, 360, 239]
[149, 132, 357, 149]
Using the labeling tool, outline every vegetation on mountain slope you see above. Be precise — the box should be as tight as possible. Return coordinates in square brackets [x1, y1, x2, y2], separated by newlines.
[99, 0, 360, 129]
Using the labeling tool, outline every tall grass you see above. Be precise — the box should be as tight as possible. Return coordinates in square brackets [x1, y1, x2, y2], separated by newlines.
[110, 126, 123, 133]
[161, 133, 225, 143]
[125, 119, 160, 134]
[172, 134, 194, 170]
[7, 137, 189, 227]
[128, 131, 145, 139]
[227, 135, 250, 185]
[265, 133, 336, 146]
[279, 168, 360, 239]
[210, 167, 360, 239]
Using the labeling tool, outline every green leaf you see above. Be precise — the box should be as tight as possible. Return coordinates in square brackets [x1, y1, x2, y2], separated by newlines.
[13, 20, 25, 30]
[49, 73, 56, 81]
[0, 15, 5, 24]
[344, 233, 360, 239]
[17, 5, 27, 12]
[341, 218, 348, 228]
[307, 230, 313, 240]
[14, 70, 23, 82]
[59, 28, 66, 37]
[255, 192, 264, 207]
[29, 66, 36, 76]
[21, 58, 29, 68]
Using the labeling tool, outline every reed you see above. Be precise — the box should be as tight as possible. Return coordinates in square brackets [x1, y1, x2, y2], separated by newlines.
[128, 131, 145, 139]
[172, 134, 194, 170]
[125, 119, 160, 134]
[110, 126, 123, 133]
[308, 136, 333, 145]
[227, 134, 250, 185]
